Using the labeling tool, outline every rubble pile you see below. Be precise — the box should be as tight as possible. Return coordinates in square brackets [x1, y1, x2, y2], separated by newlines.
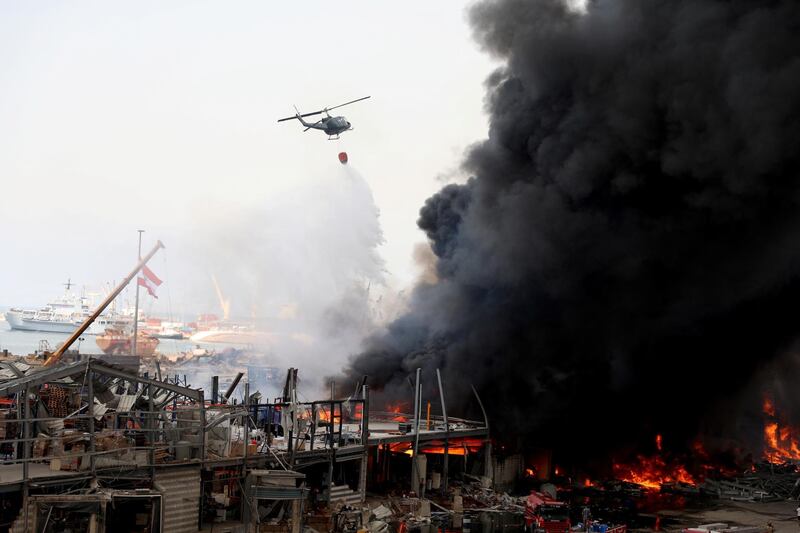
[629, 462, 800, 503]
[701, 463, 800, 502]
[325, 481, 527, 533]
[459, 480, 526, 512]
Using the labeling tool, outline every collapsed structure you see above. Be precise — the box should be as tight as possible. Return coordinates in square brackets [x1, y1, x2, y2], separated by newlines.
[0, 242, 497, 532]
[0, 357, 491, 533]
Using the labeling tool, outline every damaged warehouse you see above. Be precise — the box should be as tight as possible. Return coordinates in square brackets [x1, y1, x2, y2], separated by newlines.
[0, 357, 490, 532]
[0, 243, 493, 532]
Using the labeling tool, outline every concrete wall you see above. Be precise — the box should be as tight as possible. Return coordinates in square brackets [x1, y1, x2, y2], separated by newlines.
[493, 453, 524, 490]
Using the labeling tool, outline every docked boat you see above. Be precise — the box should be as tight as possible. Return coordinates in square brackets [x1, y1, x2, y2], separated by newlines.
[82, 315, 134, 335]
[189, 325, 272, 345]
[5, 283, 91, 333]
[95, 328, 159, 357]
[5, 282, 132, 335]
[151, 327, 183, 339]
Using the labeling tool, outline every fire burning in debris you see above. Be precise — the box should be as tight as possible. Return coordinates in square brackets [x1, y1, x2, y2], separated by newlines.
[315, 407, 332, 423]
[390, 438, 484, 456]
[762, 395, 800, 463]
[613, 435, 697, 490]
[610, 395, 800, 489]
[386, 402, 409, 423]
[613, 455, 697, 490]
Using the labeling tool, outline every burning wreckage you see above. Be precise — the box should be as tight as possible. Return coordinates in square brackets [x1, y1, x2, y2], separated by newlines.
[1, 250, 799, 533]
[5, 339, 800, 533]
[3, 0, 800, 529]
[0, 356, 498, 533]
[0, 243, 496, 532]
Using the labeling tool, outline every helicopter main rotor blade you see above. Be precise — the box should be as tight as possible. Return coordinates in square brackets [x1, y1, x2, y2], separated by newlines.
[277, 109, 325, 122]
[325, 96, 371, 112]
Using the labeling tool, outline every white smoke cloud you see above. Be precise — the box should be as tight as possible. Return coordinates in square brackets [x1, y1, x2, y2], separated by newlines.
[177, 165, 388, 392]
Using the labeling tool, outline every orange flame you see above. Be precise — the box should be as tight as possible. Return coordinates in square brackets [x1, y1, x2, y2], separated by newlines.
[613, 454, 696, 489]
[762, 394, 800, 463]
[386, 402, 409, 423]
[317, 407, 331, 422]
[390, 438, 483, 456]
[614, 435, 697, 490]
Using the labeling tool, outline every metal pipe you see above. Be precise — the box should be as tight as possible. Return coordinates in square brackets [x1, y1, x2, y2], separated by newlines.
[244, 381, 250, 462]
[266, 405, 273, 448]
[359, 384, 370, 503]
[436, 368, 449, 493]
[132, 229, 144, 357]
[222, 372, 245, 404]
[361, 385, 369, 446]
[23, 385, 30, 482]
[411, 370, 419, 436]
[88, 370, 95, 475]
[413, 369, 421, 445]
[471, 384, 492, 483]
[198, 390, 206, 462]
[44, 240, 165, 366]
[287, 368, 298, 465]
[470, 384, 489, 433]
[148, 384, 155, 478]
[412, 368, 422, 495]
[329, 401, 335, 449]
[338, 402, 344, 447]
[211, 376, 219, 404]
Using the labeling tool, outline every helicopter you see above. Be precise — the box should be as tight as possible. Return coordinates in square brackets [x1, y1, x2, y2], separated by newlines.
[277, 96, 370, 140]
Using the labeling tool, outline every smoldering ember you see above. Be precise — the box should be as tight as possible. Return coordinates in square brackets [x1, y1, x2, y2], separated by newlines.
[1, 0, 800, 532]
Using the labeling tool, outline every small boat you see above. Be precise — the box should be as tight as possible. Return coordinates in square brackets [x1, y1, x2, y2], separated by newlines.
[151, 327, 183, 340]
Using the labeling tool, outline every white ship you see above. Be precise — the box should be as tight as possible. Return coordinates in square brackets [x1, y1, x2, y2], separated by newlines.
[83, 315, 134, 335]
[4, 281, 130, 335]
[189, 325, 273, 345]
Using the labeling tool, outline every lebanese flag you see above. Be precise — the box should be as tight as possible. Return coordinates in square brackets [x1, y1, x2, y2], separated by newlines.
[138, 265, 162, 298]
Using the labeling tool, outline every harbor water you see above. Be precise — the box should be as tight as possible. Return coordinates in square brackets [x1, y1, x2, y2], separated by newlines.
[0, 321, 198, 357]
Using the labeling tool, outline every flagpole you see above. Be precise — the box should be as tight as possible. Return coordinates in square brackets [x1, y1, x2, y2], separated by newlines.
[44, 240, 164, 366]
[132, 229, 144, 357]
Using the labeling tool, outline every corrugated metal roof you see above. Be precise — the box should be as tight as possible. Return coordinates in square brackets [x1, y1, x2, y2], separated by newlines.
[117, 394, 137, 413]
[155, 465, 201, 533]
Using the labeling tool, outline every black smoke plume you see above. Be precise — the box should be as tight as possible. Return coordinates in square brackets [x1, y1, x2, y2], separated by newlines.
[346, 0, 800, 463]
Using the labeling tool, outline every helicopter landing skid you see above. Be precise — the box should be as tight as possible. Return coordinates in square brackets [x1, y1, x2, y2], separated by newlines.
[327, 135, 341, 141]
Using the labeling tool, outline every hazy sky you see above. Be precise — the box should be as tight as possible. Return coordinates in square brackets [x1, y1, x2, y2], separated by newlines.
[0, 1, 495, 313]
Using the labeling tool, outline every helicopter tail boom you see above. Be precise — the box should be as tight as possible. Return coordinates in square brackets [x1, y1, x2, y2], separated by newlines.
[277, 107, 323, 125]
